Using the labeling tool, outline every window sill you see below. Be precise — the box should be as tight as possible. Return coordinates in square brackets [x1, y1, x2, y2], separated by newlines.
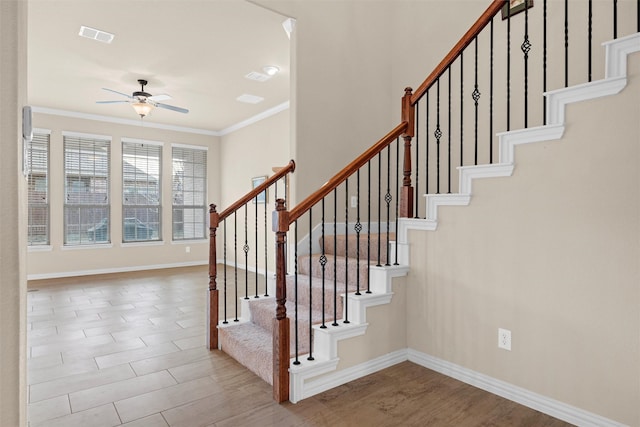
[121, 241, 165, 248]
[28, 245, 52, 252]
[171, 239, 207, 245]
[61, 243, 114, 251]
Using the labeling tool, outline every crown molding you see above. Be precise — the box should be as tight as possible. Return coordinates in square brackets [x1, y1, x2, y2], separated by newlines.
[30, 102, 290, 137]
[218, 101, 290, 136]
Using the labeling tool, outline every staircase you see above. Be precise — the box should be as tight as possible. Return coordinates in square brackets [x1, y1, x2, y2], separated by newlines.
[206, 0, 639, 420]
[218, 232, 395, 386]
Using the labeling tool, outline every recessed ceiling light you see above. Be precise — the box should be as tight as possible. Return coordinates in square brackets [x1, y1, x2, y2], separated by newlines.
[79, 26, 114, 44]
[262, 66, 279, 76]
[236, 94, 264, 104]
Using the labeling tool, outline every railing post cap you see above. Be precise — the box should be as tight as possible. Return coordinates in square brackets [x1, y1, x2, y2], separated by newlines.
[273, 198, 290, 233]
[209, 204, 217, 213]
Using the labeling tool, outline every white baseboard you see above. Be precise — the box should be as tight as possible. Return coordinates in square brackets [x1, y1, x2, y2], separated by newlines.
[407, 349, 627, 427]
[27, 260, 207, 281]
[291, 348, 408, 403]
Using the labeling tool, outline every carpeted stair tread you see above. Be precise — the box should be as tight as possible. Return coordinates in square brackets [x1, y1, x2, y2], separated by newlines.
[286, 272, 357, 313]
[247, 298, 340, 356]
[298, 254, 370, 289]
[220, 232, 390, 388]
[218, 322, 273, 385]
[322, 232, 396, 264]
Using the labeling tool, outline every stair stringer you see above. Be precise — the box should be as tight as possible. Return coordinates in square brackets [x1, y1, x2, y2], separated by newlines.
[289, 264, 409, 403]
[401, 32, 640, 246]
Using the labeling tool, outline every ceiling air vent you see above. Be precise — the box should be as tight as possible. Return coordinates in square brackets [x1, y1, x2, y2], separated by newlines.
[245, 72, 270, 82]
[79, 26, 114, 44]
[236, 94, 265, 104]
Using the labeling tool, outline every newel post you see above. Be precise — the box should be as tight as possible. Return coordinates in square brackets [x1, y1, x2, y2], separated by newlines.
[400, 87, 415, 218]
[272, 198, 290, 402]
[207, 204, 219, 350]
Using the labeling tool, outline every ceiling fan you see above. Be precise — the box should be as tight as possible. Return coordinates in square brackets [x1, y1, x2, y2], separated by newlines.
[97, 79, 189, 117]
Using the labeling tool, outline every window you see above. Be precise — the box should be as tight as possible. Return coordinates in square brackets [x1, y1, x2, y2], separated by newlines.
[122, 139, 162, 242]
[27, 130, 50, 246]
[172, 145, 207, 240]
[63, 132, 110, 245]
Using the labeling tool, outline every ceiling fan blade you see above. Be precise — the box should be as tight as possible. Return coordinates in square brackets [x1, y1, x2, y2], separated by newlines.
[154, 102, 189, 114]
[148, 93, 171, 102]
[101, 87, 133, 99]
[96, 100, 130, 104]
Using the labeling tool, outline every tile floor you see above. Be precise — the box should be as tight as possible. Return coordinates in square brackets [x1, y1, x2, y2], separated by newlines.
[27, 265, 269, 427]
[27, 265, 570, 427]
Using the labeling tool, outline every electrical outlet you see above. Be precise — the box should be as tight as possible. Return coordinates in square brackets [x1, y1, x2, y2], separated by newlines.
[351, 196, 357, 208]
[498, 328, 511, 351]
[185, 246, 191, 253]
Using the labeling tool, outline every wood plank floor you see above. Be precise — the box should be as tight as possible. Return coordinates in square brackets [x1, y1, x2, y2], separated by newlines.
[27, 265, 571, 426]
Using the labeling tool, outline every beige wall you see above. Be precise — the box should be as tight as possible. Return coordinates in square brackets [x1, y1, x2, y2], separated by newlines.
[406, 55, 640, 425]
[218, 108, 290, 275]
[0, 0, 28, 425]
[253, 0, 396, 204]
[27, 113, 220, 278]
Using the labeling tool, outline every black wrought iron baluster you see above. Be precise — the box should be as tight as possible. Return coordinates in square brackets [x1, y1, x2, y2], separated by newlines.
[223, 219, 228, 324]
[613, 0, 618, 39]
[264, 188, 268, 296]
[377, 153, 382, 267]
[507, 3, 511, 131]
[473, 36, 480, 166]
[414, 102, 420, 217]
[243, 204, 249, 300]
[426, 90, 430, 196]
[367, 160, 372, 294]
[565, 0, 569, 87]
[355, 169, 362, 295]
[523, 0, 531, 128]
[332, 189, 338, 326]
[543, 0, 547, 125]
[490, 17, 494, 161]
[637, 0, 639, 32]
[274, 179, 278, 201]
[589, 0, 593, 82]
[460, 51, 464, 168]
[254, 194, 259, 298]
[344, 179, 350, 324]
[234, 211, 239, 322]
[394, 137, 400, 266]
[436, 79, 442, 194]
[293, 220, 300, 365]
[447, 65, 452, 194]
[385, 145, 391, 267]
[320, 198, 327, 329]
[307, 209, 314, 361]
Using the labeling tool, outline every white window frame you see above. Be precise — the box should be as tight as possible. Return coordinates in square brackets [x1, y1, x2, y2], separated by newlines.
[63, 131, 111, 246]
[172, 144, 208, 241]
[27, 129, 51, 247]
[122, 138, 163, 243]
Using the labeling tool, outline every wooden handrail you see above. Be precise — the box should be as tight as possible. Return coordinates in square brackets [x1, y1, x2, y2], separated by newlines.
[288, 122, 408, 224]
[219, 159, 296, 221]
[411, 0, 505, 104]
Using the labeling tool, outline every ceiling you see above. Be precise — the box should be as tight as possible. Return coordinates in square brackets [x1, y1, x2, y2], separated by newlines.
[28, 0, 291, 134]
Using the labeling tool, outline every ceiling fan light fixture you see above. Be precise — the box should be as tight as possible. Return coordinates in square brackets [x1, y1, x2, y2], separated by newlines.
[132, 101, 153, 117]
